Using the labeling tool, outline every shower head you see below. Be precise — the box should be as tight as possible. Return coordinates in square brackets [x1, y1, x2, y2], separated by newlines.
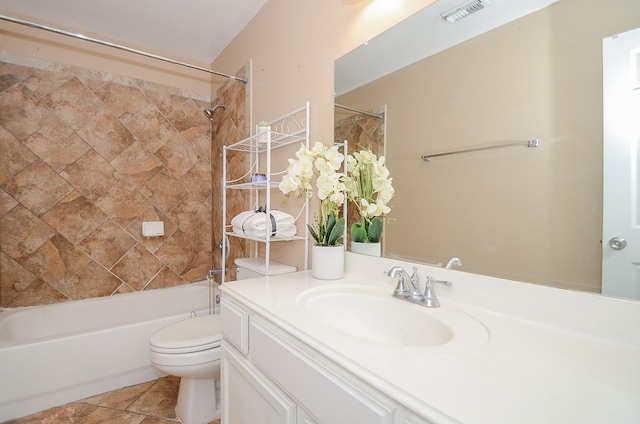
[204, 104, 227, 120]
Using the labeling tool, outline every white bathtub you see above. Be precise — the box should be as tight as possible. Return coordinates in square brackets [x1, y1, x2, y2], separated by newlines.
[0, 281, 217, 422]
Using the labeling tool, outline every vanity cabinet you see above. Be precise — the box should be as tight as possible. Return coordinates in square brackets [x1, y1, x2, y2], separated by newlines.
[222, 344, 296, 424]
[220, 296, 434, 424]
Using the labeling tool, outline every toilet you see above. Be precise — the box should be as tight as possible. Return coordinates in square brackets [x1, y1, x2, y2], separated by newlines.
[149, 314, 222, 424]
[234, 257, 297, 279]
[149, 259, 295, 424]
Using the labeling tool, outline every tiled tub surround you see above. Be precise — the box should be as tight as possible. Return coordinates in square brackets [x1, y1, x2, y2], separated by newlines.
[221, 252, 640, 423]
[0, 57, 246, 307]
[210, 76, 250, 283]
[0, 281, 214, 422]
[334, 110, 383, 246]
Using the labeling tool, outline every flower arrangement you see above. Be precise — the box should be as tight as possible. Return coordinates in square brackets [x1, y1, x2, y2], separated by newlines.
[279, 142, 346, 246]
[344, 149, 394, 243]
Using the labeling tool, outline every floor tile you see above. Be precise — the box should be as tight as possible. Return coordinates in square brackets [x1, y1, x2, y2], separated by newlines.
[5, 402, 97, 424]
[126, 376, 179, 419]
[82, 380, 156, 410]
[2, 376, 225, 424]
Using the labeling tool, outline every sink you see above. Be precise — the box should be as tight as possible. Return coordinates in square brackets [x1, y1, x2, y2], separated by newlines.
[297, 285, 489, 351]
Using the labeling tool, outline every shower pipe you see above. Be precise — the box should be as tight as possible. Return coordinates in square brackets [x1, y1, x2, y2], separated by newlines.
[0, 14, 249, 84]
[335, 103, 383, 119]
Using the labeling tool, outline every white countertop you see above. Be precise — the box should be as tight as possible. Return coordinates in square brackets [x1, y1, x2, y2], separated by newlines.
[221, 253, 640, 424]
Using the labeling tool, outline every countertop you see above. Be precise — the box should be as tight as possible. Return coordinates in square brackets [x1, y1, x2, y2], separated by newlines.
[220, 253, 640, 424]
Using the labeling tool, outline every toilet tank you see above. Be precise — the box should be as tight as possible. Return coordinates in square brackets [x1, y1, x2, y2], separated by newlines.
[234, 257, 297, 280]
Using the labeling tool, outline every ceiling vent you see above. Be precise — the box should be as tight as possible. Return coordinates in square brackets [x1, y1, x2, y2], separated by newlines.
[441, 0, 490, 23]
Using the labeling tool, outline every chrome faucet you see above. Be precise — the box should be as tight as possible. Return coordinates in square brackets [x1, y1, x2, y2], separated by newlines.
[385, 266, 423, 302]
[385, 266, 452, 308]
[423, 276, 452, 307]
[445, 257, 462, 269]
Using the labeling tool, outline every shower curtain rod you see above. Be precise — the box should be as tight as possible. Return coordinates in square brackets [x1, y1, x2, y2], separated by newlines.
[334, 103, 383, 119]
[0, 14, 249, 84]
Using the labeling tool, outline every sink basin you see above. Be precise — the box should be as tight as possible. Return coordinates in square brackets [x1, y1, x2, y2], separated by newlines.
[297, 285, 489, 351]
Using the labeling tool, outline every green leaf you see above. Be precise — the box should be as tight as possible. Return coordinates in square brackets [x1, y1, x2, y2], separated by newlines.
[324, 214, 336, 245]
[328, 217, 345, 246]
[367, 216, 383, 243]
[307, 223, 320, 245]
[351, 222, 367, 242]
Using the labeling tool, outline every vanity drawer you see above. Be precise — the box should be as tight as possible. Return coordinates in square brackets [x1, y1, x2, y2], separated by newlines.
[220, 296, 249, 354]
[250, 318, 393, 424]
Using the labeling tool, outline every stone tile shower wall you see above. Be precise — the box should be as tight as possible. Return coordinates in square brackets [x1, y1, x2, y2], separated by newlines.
[0, 58, 215, 307]
[210, 74, 250, 283]
[335, 111, 384, 245]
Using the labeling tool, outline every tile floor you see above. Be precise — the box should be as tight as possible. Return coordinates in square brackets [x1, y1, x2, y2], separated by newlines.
[4, 376, 221, 424]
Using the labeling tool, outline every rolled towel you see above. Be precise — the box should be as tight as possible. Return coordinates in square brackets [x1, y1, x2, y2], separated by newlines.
[236, 224, 297, 239]
[242, 210, 295, 231]
[230, 210, 256, 230]
[231, 208, 297, 238]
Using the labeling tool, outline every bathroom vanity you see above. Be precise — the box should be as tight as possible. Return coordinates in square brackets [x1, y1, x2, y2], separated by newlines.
[219, 252, 640, 424]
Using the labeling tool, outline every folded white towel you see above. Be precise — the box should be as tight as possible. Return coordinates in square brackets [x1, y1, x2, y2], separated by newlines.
[231, 210, 295, 231]
[233, 225, 297, 239]
[231, 209, 297, 238]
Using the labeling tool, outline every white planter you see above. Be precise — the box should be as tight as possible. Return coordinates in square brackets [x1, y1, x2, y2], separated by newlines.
[311, 245, 344, 280]
[350, 241, 381, 257]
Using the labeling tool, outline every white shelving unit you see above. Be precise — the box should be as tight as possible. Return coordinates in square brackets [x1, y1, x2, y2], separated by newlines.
[221, 102, 310, 282]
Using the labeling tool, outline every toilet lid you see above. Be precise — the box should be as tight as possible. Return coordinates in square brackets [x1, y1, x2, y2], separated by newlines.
[150, 315, 222, 354]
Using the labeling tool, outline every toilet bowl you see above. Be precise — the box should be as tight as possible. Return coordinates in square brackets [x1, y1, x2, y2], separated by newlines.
[150, 314, 221, 424]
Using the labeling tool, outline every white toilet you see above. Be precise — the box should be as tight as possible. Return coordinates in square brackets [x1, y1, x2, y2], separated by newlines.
[149, 259, 295, 424]
[149, 314, 222, 424]
[234, 257, 297, 279]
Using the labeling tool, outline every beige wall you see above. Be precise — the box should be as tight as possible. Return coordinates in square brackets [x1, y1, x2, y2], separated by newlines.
[211, 0, 436, 270]
[337, 0, 640, 292]
[212, 0, 434, 137]
[1, 1, 435, 293]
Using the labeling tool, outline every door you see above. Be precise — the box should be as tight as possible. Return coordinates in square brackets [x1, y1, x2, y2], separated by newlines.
[602, 27, 640, 299]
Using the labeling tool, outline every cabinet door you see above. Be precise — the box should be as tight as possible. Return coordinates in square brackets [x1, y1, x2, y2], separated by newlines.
[250, 319, 393, 424]
[297, 408, 321, 424]
[221, 297, 249, 354]
[222, 344, 296, 424]
[395, 408, 435, 424]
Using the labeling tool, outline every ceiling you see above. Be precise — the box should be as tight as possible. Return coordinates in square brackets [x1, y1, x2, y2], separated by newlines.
[0, 0, 268, 64]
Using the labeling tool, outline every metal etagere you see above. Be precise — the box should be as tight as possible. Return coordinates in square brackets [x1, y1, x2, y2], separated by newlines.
[221, 102, 310, 282]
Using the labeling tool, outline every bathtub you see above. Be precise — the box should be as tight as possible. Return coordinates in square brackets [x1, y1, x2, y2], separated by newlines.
[0, 281, 217, 422]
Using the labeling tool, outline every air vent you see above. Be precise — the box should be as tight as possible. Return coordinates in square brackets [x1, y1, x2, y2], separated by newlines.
[441, 0, 490, 23]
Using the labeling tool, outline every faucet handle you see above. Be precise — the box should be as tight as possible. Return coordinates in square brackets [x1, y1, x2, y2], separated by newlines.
[422, 276, 452, 307]
[432, 278, 452, 288]
[410, 267, 419, 284]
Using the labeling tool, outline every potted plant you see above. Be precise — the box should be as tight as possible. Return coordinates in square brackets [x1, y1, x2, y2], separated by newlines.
[279, 142, 346, 279]
[344, 148, 394, 256]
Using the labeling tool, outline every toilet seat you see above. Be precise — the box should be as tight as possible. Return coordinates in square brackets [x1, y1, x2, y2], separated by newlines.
[150, 315, 222, 354]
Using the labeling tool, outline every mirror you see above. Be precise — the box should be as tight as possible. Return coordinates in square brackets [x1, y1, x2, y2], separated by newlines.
[335, 0, 640, 298]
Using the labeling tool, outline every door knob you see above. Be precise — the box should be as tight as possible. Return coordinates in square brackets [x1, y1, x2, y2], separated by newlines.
[609, 237, 627, 250]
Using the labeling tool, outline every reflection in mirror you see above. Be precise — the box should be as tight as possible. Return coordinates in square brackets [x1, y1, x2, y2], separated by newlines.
[335, 0, 640, 299]
[334, 104, 385, 247]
